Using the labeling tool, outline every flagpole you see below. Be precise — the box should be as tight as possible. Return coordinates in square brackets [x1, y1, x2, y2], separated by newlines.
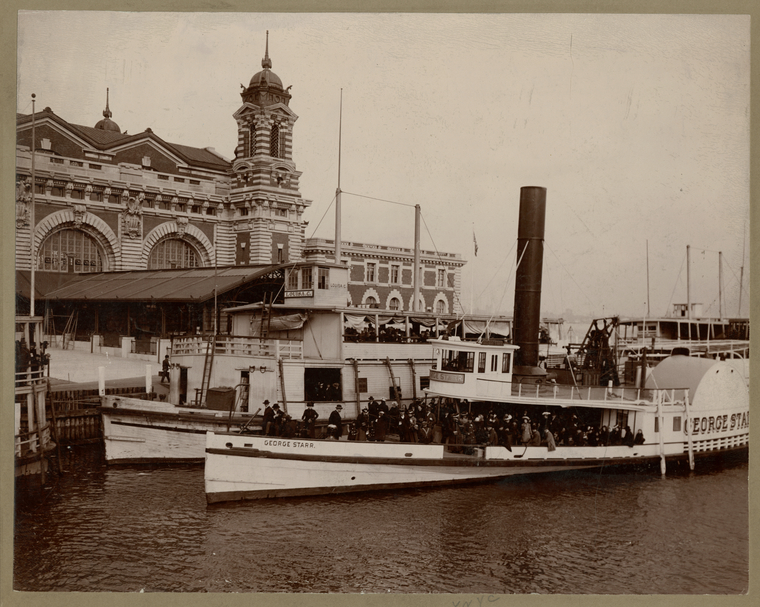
[30, 93, 36, 318]
[470, 223, 475, 315]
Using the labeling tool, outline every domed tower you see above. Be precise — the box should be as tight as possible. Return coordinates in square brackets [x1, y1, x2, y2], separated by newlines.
[94, 88, 121, 133]
[229, 31, 311, 266]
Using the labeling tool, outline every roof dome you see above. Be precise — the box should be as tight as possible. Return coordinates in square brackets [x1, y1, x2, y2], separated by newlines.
[248, 31, 283, 90]
[249, 68, 283, 89]
[95, 117, 121, 132]
[94, 88, 121, 133]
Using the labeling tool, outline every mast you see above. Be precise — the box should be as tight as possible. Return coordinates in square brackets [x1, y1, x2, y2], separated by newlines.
[646, 239, 650, 317]
[413, 204, 421, 311]
[738, 222, 745, 316]
[334, 89, 343, 265]
[30, 93, 36, 318]
[686, 244, 691, 320]
[718, 250, 723, 319]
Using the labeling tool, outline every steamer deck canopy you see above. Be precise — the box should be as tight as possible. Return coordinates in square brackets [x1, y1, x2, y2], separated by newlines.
[19, 264, 289, 303]
[17, 265, 289, 341]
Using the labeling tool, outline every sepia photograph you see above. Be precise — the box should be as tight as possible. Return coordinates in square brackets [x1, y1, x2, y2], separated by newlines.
[9, 7, 751, 600]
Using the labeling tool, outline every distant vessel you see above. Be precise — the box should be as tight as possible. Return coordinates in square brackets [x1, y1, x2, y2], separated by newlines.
[204, 187, 749, 503]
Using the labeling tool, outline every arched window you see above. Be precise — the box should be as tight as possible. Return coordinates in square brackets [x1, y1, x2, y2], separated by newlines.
[38, 228, 103, 273]
[148, 238, 201, 269]
[435, 299, 447, 314]
[389, 297, 401, 311]
[249, 122, 256, 156]
[270, 123, 280, 158]
[365, 296, 378, 308]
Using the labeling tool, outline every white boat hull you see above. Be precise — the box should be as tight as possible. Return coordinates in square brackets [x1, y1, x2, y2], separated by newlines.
[101, 396, 261, 464]
[203, 431, 746, 503]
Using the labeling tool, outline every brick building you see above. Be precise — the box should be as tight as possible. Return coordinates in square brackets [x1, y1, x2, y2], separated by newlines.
[15, 36, 464, 341]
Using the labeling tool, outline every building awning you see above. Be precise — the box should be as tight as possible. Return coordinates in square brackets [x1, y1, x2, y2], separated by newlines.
[21, 264, 289, 303]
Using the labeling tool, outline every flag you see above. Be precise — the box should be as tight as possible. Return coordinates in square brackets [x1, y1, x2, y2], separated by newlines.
[473, 230, 478, 257]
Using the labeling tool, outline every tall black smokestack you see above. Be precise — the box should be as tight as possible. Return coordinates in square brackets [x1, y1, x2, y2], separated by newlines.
[512, 186, 547, 371]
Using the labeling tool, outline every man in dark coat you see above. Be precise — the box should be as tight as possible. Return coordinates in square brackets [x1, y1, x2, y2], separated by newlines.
[328, 404, 343, 439]
[374, 410, 389, 442]
[160, 355, 170, 383]
[301, 401, 319, 438]
[261, 400, 274, 435]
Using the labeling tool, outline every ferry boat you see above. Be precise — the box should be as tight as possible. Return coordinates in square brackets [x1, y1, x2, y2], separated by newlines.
[203, 186, 749, 503]
[15, 315, 56, 481]
[101, 258, 540, 464]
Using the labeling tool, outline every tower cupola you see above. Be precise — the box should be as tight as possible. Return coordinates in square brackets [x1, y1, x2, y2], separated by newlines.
[94, 88, 121, 133]
[241, 31, 291, 107]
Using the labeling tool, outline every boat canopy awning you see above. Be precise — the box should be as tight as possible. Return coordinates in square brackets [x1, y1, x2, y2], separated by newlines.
[460, 319, 512, 337]
[249, 312, 307, 336]
[21, 265, 289, 303]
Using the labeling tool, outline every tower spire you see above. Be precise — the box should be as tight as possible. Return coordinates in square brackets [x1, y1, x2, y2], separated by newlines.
[261, 30, 272, 69]
[103, 88, 112, 119]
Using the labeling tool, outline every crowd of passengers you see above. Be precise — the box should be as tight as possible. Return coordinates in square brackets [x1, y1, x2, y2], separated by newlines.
[258, 396, 646, 450]
[343, 326, 433, 343]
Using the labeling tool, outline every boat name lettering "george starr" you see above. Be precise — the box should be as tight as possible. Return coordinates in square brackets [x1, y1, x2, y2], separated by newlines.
[262, 439, 316, 449]
[688, 412, 749, 435]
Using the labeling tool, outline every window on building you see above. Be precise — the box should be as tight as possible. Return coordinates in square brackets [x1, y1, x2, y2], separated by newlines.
[38, 229, 103, 273]
[302, 267, 313, 290]
[490, 354, 498, 372]
[437, 268, 446, 288]
[287, 269, 299, 290]
[389, 297, 400, 311]
[89, 190, 103, 202]
[366, 262, 376, 283]
[478, 352, 486, 373]
[249, 123, 256, 156]
[435, 299, 446, 314]
[270, 123, 280, 158]
[502, 352, 511, 374]
[390, 264, 400, 284]
[148, 238, 201, 269]
[189, 179, 201, 185]
[318, 267, 329, 290]
[277, 245, 284, 263]
[70, 161, 83, 168]
[673, 416, 681, 432]
[274, 208, 288, 217]
[365, 296, 378, 308]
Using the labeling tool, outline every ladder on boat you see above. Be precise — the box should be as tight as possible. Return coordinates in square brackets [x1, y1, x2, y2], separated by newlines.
[197, 335, 216, 406]
[259, 292, 274, 339]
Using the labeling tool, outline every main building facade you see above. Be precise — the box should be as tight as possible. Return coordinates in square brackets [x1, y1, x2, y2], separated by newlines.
[15, 38, 464, 322]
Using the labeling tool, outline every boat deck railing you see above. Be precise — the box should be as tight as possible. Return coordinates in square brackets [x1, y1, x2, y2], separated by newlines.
[509, 381, 688, 405]
[172, 335, 303, 359]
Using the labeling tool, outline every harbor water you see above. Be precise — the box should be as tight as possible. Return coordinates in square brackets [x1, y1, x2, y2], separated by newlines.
[14, 444, 748, 594]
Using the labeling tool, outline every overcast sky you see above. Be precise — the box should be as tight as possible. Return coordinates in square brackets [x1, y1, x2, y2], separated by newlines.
[17, 12, 750, 319]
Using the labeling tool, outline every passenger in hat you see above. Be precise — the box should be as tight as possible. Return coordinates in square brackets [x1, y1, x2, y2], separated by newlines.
[374, 409, 389, 442]
[301, 401, 319, 438]
[356, 407, 370, 441]
[521, 415, 533, 445]
[328, 404, 343, 439]
[262, 400, 275, 436]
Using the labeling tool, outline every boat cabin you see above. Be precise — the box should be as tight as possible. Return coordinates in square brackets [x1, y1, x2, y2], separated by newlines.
[428, 337, 519, 401]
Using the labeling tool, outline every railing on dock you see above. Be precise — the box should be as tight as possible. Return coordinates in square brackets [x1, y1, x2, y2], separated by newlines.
[15, 425, 52, 458]
[171, 335, 303, 359]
